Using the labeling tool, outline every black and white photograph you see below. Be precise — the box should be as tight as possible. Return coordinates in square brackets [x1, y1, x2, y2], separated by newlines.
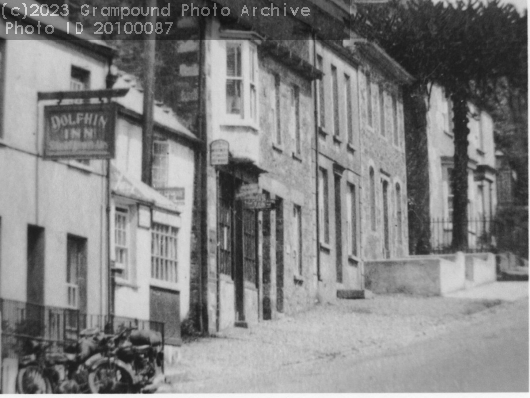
[0, 0, 527, 393]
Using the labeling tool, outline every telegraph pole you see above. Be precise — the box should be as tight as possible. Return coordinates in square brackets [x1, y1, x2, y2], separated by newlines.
[141, 0, 157, 186]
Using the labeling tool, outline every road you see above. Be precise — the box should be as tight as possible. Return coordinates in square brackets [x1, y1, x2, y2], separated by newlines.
[180, 299, 528, 393]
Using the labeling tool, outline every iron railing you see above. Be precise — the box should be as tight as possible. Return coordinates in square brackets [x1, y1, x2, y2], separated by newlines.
[0, 298, 164, 360]
[430, 217, 498, 254]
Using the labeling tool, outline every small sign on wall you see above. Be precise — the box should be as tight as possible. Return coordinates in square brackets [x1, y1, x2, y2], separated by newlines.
[210, 139, 229, 166]
[157, 187, 185, 206]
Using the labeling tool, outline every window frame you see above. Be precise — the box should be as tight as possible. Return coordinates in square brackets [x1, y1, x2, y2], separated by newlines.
[293, 204, 303, 276]
[319, 167, 330, 245]
[224, 40, 259, 125]
[273, 74, 282, 146]
[291, 84, 301, 155]
[392, 94, 399, 147]
[152, 135, 169, 189]
[379, 84, 385, 137]
[366, 73, 373, 129]
[317, 54, 325, 130]
[151, 222, 179, 285]
[331, 64, 340, 137]
[346, 183, 358, 257]
[369, 167, 376, 231]
[395, 183, 403, 245]
[114, 206, 130, 279]
[345, 73, 353, 144]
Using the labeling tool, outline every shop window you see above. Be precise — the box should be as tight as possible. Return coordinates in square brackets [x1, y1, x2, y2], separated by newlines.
[151, 223, 178, 283]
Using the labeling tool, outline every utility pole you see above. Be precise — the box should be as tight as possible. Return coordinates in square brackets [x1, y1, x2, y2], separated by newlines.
[141, 0, 157, 186]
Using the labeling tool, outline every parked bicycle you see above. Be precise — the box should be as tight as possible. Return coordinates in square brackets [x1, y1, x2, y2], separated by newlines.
[16, 328, 102, 394]
[87, 326, 164, 394]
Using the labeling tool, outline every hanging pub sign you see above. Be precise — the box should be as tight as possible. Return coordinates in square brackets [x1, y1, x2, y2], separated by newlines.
[43, 103, 117, 159]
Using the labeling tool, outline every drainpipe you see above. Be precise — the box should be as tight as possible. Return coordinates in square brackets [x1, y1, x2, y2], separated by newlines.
[197, 17, 208, 334]
[312, 31, 321, 282]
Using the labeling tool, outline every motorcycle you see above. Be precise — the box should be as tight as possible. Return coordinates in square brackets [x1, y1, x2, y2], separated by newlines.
[87, 327, 164, 394]
[16, 328, 102, 394]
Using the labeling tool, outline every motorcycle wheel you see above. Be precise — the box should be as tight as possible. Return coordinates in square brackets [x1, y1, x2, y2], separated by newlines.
[16, 366, 52, 394]
[88, 362, 133, 394]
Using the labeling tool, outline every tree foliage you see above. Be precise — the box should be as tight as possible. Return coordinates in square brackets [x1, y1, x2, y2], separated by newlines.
[353, 0, 527, 250]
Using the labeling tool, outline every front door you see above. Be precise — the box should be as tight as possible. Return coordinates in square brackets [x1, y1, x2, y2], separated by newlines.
[150, 286, 180, 345]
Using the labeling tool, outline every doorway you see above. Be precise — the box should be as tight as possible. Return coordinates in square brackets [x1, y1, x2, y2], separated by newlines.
[382, 180, 390, 258]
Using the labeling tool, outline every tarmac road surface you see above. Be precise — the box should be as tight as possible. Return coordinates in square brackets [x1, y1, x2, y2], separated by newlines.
[181, 298, 528, 393]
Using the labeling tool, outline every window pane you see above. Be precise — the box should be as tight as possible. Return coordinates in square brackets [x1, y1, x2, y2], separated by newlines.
[317, 55, 325, 128]
[331, 65, 339, 136]
[345, 74, 353, 144]
[226, 43, 241, 77]
[226, 79, 243, 115]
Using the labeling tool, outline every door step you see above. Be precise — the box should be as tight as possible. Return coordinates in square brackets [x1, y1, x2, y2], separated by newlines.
[234, 321, 249, 328]
[337, 289, 374, 299]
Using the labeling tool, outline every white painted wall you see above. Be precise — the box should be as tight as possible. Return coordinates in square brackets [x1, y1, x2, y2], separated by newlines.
[0, 33, 109, 316]
[112, 112, 196, 322]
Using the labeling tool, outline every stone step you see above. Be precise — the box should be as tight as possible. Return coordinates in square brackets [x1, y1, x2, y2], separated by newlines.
[337, 289, 374, 299]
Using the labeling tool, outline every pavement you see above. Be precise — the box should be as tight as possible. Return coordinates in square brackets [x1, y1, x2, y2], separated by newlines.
[446, 280, 528, 301]
[159, 281, 528, 393]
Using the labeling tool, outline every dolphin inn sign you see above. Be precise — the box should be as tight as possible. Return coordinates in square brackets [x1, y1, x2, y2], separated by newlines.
[43, 102, 117, 159]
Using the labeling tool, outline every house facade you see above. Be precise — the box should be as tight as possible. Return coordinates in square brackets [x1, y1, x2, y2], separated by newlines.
[0, 1, 114, 359]
[168, 0, 414, 332]
[110, 76, 199, 345]
[425, 85, 497, 252]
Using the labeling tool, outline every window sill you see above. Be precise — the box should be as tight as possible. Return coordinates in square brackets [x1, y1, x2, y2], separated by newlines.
[346, 143, 356, 153]
[150, 279, 180, 292]
[348, 255, 360, 265]
[272, 143, 283, 153]
[444, 130, 454, 138]
[291, 152, 302, 162]
[476, 148, 486, 156]
[332, 135, 343, 145]
[318, 126, 328, 138]
[319, 241, 331, 253]
[220, 120, 259, 132]
[64, 160, 95, 173]
[115, 278, 139, 290]
[0, 139, 6, 147]
[293, 275, 304, 285]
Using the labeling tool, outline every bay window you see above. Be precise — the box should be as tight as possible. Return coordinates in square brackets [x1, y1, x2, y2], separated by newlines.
[225, 40, 259, 123]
